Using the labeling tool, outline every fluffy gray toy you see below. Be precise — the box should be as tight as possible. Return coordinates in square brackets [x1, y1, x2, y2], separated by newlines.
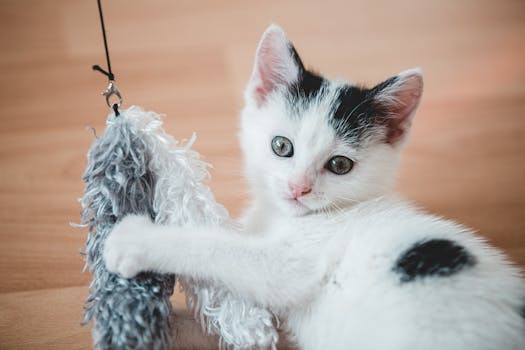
[80, 106, 278, 350]
[80, 108, 175, 349]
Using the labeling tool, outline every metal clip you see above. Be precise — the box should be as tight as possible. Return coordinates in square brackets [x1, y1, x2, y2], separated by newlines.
[102, 80, 123, 109]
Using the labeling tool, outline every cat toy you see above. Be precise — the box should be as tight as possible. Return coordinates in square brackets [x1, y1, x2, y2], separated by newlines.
[79, 1, 278, 349]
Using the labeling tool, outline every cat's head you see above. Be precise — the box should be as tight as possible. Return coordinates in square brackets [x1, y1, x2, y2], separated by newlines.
[240, 25, 423, 216]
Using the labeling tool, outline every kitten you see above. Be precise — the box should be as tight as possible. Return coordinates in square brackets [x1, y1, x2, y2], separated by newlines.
[103, 25, 525, 349]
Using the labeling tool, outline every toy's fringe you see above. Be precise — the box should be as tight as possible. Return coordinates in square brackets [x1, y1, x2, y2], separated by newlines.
[80, 106, 278, 350]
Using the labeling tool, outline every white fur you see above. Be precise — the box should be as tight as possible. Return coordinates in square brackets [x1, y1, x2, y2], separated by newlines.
[103, 26, 525, 349]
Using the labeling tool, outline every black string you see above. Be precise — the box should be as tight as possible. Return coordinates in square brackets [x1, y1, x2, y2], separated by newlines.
[92, 0, 120, 116]
[92, 64, 113, 80]
[93, 0, 114, 81]
[112, 103, 119, 116]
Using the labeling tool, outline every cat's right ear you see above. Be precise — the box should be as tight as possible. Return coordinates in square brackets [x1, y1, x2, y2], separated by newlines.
[245, 24, 304, 107]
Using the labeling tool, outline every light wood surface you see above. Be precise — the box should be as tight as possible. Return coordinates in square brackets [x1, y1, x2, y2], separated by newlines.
[1, 0, 524, 348]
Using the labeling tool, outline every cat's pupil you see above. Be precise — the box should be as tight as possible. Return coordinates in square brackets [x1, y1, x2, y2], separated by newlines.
[271, 136, 294, 157]
[326, 156, 353, 175]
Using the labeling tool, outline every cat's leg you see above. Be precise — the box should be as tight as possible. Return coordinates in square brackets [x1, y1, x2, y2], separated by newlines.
[103, 215, 324, 309]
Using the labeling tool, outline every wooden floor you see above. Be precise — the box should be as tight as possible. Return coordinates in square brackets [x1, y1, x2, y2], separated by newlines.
[0, 0, 524, 348]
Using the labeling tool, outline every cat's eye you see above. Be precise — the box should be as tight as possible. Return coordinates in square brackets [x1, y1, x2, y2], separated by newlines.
[325, 156, 354, 175]
[271, 136, 294, 157]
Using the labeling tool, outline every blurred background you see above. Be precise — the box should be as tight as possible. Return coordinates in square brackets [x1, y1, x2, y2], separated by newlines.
[0, 0, 524, 348]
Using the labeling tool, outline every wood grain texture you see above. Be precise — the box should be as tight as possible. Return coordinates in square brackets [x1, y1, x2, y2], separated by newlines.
[0, 0, 524, 348]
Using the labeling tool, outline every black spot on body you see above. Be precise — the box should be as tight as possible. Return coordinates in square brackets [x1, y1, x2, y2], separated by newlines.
[394, 239, 476, 283]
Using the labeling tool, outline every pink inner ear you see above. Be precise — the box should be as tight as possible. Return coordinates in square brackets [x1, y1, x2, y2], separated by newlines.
[385, 115, 411, 145]
[254, 85, 268, 106]
[254, 54, 280, 105]
[249, 25, 300, 107]
[385, 96, 419, 144]
[380, 73, 423, 144]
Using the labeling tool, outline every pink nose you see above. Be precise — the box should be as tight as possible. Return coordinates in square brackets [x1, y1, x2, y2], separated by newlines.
[290, 182, 312, 198]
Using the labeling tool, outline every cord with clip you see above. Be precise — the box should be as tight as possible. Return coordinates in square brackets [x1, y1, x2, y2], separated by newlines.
[92, 0, 123, 116]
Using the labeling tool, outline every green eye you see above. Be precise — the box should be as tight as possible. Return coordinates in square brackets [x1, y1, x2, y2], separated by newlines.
[271, 136, 294, 157]
[325, 156, 354, 175]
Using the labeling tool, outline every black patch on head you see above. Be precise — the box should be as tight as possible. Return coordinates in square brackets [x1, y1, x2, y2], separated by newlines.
[394, 239, 476, 283]
[286, 44, 324, 101]
[283, 44, 404, 143]
[369, 76, 399, 96]
[330, 77, 399, 142]
[288, 44, 306, 71]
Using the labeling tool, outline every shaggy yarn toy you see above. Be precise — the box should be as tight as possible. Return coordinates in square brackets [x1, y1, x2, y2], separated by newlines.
[80, 108, 175, 349]
[80, 106, 278, 350]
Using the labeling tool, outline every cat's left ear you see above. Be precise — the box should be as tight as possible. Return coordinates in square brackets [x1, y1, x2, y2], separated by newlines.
[372, 68, 423, 145]
[245, 24, 305, 107]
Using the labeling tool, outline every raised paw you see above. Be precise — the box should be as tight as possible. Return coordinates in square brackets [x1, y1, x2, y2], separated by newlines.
[103, 214, 153, 278]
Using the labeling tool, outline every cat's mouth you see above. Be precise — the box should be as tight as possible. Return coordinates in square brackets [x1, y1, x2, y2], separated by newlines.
[284, 194, 337, 216]
[286, 197, 311, 210]
[289, 197, 305, 205]
[282, 199, 309, 216]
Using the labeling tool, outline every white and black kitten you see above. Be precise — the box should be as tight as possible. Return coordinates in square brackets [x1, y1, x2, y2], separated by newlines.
[104, 25, 525, 349]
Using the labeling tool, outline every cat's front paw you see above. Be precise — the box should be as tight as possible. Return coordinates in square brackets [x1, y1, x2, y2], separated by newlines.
[103, 214, 153, 278]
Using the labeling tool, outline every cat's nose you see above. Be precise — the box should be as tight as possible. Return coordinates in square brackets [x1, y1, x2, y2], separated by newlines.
[289, 182, 312, 198]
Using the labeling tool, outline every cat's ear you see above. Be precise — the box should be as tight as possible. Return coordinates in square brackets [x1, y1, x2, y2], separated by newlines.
[372, 68, 423, 145]
[245, 24, 304, 106]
